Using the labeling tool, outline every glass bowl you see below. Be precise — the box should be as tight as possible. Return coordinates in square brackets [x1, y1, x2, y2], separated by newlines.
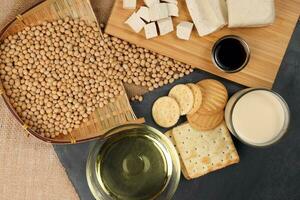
[225, 88, 290, 147]
[86, 124, 181, 200]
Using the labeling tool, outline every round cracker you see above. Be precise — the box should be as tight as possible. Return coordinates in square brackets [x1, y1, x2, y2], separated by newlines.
[187, 111, 224, 131]
[152, 96, 180, 128]
[187, 83, 203, 115]
[169, 84, 194, 115]
[197, 79, 228, 114]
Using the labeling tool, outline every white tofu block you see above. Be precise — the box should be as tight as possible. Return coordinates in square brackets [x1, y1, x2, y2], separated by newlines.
[210, 0, 228, 24]
[125, 12, 146, 33]
[176, 21, 194, 40]
[157, 17, 174, 35]
[144, 0, 159, 7]
[167, 3, 179, 17]
[144, 22, 158, 39]
[186, 0, 226, 36]
[149, 3, 161, 21]
[137, 6, 151, 22]
[123, 0, 136, 9]
[227, 0, 275, 28]
[159, 3, 169, 19]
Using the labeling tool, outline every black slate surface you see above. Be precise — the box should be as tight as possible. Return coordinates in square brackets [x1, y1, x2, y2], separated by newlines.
[54, 21, 300, 200]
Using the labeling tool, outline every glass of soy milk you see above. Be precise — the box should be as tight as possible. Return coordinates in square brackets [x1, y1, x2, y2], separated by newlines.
[225, 88, 290, 147]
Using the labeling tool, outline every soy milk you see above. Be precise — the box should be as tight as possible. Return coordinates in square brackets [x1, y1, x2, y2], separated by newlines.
[225, 89, 289, 146]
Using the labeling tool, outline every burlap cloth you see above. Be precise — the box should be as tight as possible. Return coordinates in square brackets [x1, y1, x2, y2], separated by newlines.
[0, 99, 79, 200]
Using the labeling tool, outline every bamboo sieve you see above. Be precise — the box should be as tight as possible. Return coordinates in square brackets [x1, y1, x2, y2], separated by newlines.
[0, 0, 144, 144]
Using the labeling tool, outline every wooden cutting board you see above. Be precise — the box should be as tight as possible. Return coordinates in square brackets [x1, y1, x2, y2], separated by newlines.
[105, 0, 300, 88]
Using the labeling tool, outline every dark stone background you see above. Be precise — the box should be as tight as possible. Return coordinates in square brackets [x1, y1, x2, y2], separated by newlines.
[54, 22, 300, 200]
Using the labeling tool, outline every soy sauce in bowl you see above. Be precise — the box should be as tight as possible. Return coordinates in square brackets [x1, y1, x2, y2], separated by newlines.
[212, 35, 250, 73]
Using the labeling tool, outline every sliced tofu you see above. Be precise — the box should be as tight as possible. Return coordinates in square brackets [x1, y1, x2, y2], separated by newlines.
[144, 22, 158, 39]
[185, 0, 226, 36]
[144, 0, 159, 7]
[137, 6, 151, 22]
[123, 0, 136, 9]
[149, 3, 169, 21]
[125, 12, 146, 33]
[227, 0, 275, 28]
[176, 21, 194, 40]
[157, 17, 174, 35]
[167, 3, 179, 17]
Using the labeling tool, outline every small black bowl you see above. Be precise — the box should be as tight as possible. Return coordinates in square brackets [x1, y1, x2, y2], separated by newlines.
[212, 35, 250, 73]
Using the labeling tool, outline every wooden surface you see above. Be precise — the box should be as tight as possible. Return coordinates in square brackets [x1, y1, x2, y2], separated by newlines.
[105, 0, 300, 88]
[0, 0, 142, 144]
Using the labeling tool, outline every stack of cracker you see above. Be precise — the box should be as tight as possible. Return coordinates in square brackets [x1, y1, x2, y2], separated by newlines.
[152, 83, 203, 128]
[159, 79, 239, 179]
[152, 79, 228, 131]
[187, 79, 228, 131]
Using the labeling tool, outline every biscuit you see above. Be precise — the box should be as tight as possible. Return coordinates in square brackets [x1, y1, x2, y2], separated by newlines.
[172, 122, 240, 179]
[197, 79, 228, 114]
[152, 96, 180, 128]
[187, 83, 203, 115]
[165, 130, 190, 179]
[169, 84, 194, 115]
[187, 110, 224, 131]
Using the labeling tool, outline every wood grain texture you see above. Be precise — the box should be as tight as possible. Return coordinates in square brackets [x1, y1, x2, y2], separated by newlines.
[0, 0, 142, 144]
[105, 0, 300, 88]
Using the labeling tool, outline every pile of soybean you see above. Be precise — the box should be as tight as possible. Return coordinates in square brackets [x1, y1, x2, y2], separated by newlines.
[0, 17, 193, 138]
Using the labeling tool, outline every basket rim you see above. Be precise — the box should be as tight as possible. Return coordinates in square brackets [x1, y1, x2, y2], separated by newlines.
[0, 0, 46, 38]
[0, 0, 140, 144]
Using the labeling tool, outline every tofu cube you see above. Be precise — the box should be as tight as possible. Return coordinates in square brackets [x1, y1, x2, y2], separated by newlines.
[144, 0, 159, 7]
[149, 3, 161, 21]
[227, 0, 275, 27]
[144, 22, 158, 39]
[159, 3, 169, 19]
[157, 17, 174, 35]
[149, 3, 169, 21]
[123, 0, 136, 9]
[176, 21, 194, 40]
[125, 12, 146, 33]
[167, 3, 179, 17]
[137, 6, 151, 22]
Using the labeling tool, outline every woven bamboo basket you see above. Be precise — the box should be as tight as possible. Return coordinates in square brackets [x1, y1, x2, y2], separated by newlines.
[0, 0, 144, 144]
